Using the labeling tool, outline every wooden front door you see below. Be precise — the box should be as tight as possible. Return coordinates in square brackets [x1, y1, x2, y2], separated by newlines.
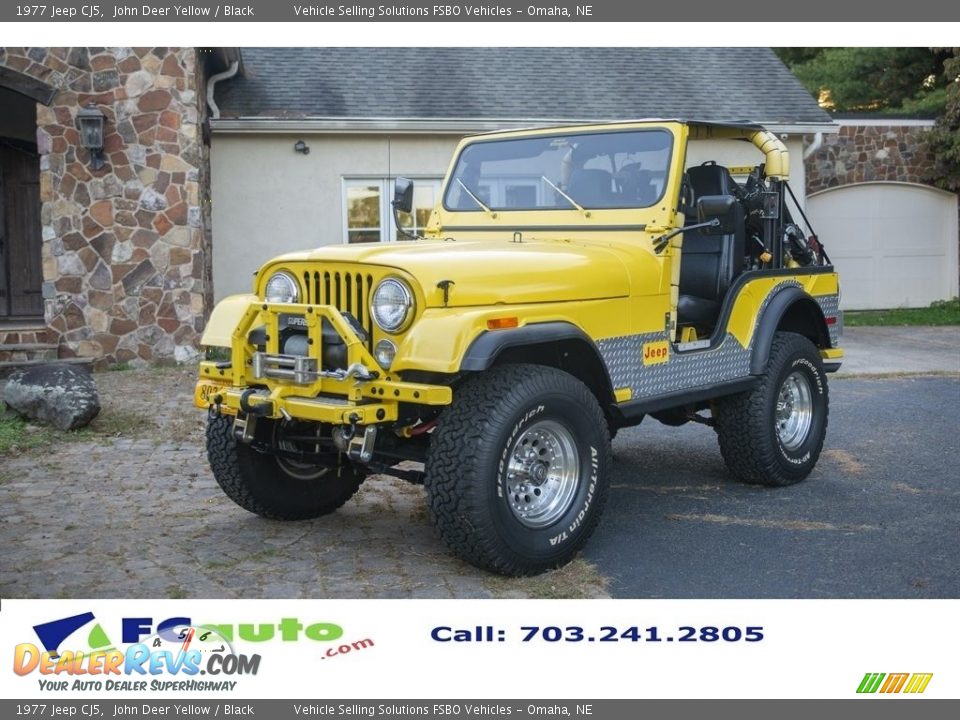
[0, 141, 44, 319]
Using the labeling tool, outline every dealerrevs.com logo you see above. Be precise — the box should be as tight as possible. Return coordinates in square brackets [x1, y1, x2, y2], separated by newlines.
[12, 612, 353, 692]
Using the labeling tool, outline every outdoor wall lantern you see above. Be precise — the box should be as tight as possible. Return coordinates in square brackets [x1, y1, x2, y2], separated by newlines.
[77, 103, 106, 169]
[293, 140, 310, 155]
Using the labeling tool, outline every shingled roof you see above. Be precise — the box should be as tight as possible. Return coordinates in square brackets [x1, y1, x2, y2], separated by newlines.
[215, 47, 831, 126]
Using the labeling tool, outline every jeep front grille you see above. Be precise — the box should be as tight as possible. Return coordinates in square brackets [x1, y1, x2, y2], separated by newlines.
[302, 269, 375, 350]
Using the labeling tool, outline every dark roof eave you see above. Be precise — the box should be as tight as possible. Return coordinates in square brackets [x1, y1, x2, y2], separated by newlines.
[209, 115, 839, 135]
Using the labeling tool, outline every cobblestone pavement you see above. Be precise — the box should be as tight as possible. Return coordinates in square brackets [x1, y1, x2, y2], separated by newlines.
[0, 367, 607, 599]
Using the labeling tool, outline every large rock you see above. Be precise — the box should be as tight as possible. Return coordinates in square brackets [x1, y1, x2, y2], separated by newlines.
[2, 364, 101, 431]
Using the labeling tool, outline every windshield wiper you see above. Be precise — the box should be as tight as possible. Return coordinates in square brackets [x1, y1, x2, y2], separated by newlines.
[456, 179, 496, 217]
[541, 176, 589, 217]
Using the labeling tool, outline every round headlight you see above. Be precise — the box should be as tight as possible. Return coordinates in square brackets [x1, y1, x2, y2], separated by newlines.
[264, 271, 299, 304]
[371, 278, 414, 333]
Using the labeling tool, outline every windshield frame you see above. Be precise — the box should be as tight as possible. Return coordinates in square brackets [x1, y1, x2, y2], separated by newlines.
[441, 127, 675, 214]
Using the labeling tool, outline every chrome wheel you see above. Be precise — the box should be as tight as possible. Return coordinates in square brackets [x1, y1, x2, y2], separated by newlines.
[505, 420, 580, 529]
[776, 370, 813, 451]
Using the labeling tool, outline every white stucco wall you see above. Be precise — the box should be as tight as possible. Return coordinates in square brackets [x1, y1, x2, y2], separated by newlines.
[210, 132, 808, 301]
[210, 133, 461, 299]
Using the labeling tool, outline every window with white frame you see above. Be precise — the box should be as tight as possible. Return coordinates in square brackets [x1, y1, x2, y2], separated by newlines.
[343, 178, 443, 244]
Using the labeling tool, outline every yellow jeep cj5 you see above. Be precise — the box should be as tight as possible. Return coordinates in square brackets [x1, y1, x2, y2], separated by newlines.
[195, 120, 843, 576]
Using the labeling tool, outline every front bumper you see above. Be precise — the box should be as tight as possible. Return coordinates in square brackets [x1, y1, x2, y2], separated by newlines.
[193, 300, 452, 423]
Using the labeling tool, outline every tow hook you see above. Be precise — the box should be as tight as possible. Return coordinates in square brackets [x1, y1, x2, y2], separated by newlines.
[233, 413, 258, 444]
[239, 388, 273, 416]
[333, 419, 377, 464]
[350, 425, 378, 463]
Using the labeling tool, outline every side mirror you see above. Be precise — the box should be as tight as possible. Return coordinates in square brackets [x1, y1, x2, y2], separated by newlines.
[696, 195, 737, 235]
[393, 177, 414, 214]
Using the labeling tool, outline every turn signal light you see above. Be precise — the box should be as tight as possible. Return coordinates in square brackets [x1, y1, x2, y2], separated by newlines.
[487, 317, 519, 330]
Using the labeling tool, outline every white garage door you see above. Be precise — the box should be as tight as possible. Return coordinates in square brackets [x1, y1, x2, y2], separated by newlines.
[808, 182, 958, 310]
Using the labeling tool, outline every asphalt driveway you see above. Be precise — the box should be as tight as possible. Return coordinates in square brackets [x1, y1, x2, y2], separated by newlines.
[587, 374, 960, 598]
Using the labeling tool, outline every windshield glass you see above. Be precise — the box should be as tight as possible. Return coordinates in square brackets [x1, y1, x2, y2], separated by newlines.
[443, 128, 673, 212]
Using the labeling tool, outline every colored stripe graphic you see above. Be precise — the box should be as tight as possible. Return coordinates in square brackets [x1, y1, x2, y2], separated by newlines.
[880, 673, 909, 693]
[903, 673, 934, 694]
[857, 672, 933, 694]
[857, 673, 885, 694]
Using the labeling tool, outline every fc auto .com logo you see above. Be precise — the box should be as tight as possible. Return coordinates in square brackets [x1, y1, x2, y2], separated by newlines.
[12, 612, 349, 691]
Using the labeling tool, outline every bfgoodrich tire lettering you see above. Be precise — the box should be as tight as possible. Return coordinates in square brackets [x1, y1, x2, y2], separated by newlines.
[206, 414, 364, 520]
[714, 332, 829, 486]
[424, 364, 612, 576]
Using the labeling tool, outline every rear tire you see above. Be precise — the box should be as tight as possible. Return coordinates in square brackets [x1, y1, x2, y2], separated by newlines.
[206, 414, 365, 519]
[424, 364, 611, 576]
[714, 332, 829, 486]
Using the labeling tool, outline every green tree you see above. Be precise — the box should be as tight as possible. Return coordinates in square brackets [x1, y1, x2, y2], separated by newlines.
[773, 48, 824, 68]
[774, 47, 950, 113]
[926, 50, 960, 191]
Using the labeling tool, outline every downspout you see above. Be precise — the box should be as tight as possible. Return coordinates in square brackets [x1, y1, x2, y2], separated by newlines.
[803, 132, 824, 160]
[206, 60, 239, 120]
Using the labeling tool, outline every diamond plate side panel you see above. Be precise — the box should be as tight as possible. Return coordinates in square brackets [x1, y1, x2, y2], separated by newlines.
[597, 280, 824, 401]
[599, 331, 752, 398]
[766, 280, 804, 307]
[814, 293, 842, 347]
[634, 333, 752, 396]
[597, 335, 644, 390]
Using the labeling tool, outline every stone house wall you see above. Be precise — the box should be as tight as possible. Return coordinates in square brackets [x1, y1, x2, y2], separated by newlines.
[0, 47, 209, 367]
[805, 123, 938, 192]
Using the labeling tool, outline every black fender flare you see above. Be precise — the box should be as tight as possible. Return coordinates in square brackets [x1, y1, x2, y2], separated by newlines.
[749, 286, 829, 374]
[461, 321, 600, 370]
[460, 321, 615, 400]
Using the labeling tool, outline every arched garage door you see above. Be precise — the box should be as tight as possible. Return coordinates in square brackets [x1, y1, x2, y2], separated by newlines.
[808, 182, 959, 310]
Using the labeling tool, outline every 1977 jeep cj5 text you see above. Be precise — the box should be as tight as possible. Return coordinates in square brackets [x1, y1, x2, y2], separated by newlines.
[194, 120, 843, 576]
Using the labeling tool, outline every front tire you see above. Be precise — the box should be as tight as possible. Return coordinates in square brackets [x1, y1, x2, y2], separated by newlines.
[206, 414, 365, 520]
[424, 365, 612, 576]
[714, 331, 829, 485]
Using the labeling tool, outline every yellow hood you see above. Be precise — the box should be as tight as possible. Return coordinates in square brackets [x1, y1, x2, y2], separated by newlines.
[269, 239, 633, 308]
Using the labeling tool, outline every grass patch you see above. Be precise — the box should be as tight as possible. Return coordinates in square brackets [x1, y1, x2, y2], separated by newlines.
[845, 297, 960, 327]
[107, 362, 132, 371]
[484, 557, 610, 599]
[88, 407, 154, 438]
[0, 401, 154, 456]
[0, 402, 59, 455]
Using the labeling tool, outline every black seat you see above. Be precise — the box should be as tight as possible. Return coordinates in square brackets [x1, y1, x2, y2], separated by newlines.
[567, 168, 616, 207]
[614, 163, 657, 205]
[677, 163, 746, 333]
